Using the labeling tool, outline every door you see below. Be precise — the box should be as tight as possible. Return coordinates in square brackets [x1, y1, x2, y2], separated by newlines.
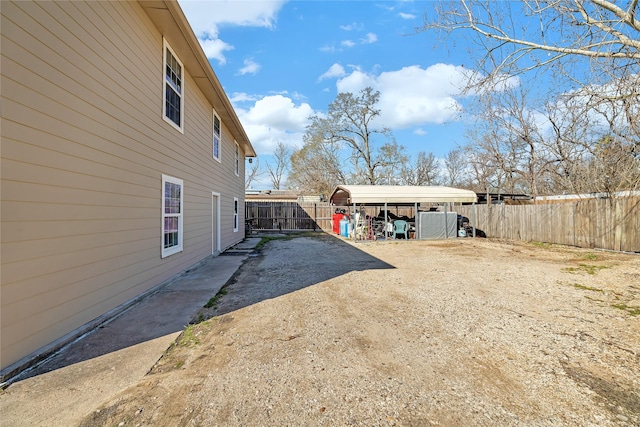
[212, 192, 220, 254]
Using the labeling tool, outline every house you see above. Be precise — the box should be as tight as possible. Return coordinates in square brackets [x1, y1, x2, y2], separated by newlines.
[0, 0, 256, 377]
[246, 189, 302, 202]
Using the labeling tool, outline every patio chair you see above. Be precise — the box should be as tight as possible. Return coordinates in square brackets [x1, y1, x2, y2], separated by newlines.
[393, 220, 409, 239]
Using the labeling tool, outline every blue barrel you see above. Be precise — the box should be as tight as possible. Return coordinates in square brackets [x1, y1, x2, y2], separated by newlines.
[340, 219, 349, 237]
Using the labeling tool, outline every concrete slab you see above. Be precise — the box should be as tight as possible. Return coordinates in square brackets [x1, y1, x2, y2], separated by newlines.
[0, 238, 260, 427]
[231, 237, 262, 250]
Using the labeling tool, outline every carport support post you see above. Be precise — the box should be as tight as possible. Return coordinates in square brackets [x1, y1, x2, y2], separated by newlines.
[444, 202, 449, 238]
[414, 202, 418, 239]
[352, 202, 356, 241]
[384, 202, 388, 240]
[472, 203, 477, 237]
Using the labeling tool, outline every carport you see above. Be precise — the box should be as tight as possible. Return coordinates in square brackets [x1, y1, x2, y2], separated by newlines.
[329, 185, 478, 240]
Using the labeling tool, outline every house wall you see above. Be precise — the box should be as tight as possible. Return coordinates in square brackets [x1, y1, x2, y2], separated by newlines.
[0, 0, 246, 371]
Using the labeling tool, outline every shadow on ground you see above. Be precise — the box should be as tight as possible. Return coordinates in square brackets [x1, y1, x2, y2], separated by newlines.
[7, 232, 392, 385]
[206, 232, 395, 318]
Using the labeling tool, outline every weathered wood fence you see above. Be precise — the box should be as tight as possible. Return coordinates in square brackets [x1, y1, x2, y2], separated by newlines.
[245, 201, 334, 231]
[457, 196, 639, 252]
[246, 197, 640, 252]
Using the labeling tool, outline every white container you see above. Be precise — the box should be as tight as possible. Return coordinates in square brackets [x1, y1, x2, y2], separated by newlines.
[458, 229, 467, 237]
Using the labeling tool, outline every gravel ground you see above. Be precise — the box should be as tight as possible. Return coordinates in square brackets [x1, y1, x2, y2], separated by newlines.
[80, 234, 640, 426]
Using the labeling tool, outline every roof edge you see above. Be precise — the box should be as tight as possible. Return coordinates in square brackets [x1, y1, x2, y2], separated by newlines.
[330, 185, 478, 205]
[140, 0, 256, 157]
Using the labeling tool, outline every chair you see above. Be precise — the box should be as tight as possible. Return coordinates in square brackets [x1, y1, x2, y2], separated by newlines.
[393, 220, 409, 239]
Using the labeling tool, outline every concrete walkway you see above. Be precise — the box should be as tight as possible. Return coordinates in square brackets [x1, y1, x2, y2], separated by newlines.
[0, 238, 261, 427]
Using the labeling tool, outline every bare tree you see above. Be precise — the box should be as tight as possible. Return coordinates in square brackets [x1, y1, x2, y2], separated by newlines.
[465, 147, 502, 194]
[374, 141, 408, 185]
[462, 84, 565, 196]
[245, 158, 263, 189]
[443, 148, 468, 187]
[584, 136, 640, 193]
[265, 142, 291, 190]
[400, 151, 440, 186]
[421, 0, 640, 194]
[421, 0, 640, 89]
[305, 87, 396, 185]
[288, 133, 346, 198]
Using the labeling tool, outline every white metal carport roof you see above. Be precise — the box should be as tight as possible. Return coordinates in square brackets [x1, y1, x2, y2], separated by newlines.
[330, 185, 478, 205]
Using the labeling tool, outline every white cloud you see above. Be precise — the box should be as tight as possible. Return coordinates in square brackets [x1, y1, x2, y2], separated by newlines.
[230, 92, 260, 103]
[340, 22, 364, 31]
[199, 38, 234, 64]
[245, 95, 313, 132]
[335, 70, 378, 94]
[336, 64, 470, 128]
[319, 45, 337, 53]
[178, 0, 286, 63]
[234, 95, 316, 154]
[413, 128, 427, 136]
[361, 33, 378, 44]
[398, 12, 416, 20]
[238, 59, 261, 75]
[329, 34, 377, 52]
[179, 0, 284, 29]
[318, 63, 346, 81]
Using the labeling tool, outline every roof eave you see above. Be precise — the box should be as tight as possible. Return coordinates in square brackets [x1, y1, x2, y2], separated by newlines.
[139, 0, 256, 157]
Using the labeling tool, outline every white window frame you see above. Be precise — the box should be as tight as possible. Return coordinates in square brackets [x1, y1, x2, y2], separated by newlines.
[234, 140, 240, 176]
[162, 175, 184, 258]
[213, 109, 221, 162]
[233, 197, 239, 233]
[163, 39, 184, 133]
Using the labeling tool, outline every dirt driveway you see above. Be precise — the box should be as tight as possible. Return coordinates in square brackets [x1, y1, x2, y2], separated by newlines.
[80, 234, 639, 426]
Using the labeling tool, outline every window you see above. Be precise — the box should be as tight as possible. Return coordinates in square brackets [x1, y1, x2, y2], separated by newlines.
[213, 110, 221, 161]
[163, 39, 184, 132]
[162, 175, 183, 257]
[234, 141, 240, 176]
[233, 197, 239, 232]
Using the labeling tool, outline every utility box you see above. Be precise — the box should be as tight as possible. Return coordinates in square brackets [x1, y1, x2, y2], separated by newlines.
[418, 212, 458, 239]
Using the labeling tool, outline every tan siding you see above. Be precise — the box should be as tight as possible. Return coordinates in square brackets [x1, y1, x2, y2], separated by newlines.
[1, 0, 248, 370]
[217, 124, 247, 248]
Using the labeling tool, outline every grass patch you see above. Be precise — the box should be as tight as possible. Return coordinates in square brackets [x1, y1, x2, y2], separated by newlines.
[611, 303, 640, 316]
[572, 283, 604, 292]
[564, 264, 610, 275]
[205, 286, 227, 308]
[178, 325, 200, 347]
[584, 295, 606, 303]
[177, 322, 210, 348]
[531, 241, 553, 248]
[582, 253, 599, 261]
[255, 235, 282, 250]
[255, 231, 325, 250]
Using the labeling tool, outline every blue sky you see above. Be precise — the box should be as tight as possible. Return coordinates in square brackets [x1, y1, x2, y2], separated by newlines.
[178, 0, 475, 188]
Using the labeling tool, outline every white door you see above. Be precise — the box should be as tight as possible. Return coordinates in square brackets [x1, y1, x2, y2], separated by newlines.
[212, 192, 220, 254]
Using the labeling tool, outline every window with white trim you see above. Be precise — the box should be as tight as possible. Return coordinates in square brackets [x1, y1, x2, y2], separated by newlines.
[163, 39, 184, 132]
[213, 110, 221, 162]
[162, 175, 183, 257]
[234, 141, 240, 176]
[233, 197, 239, 232]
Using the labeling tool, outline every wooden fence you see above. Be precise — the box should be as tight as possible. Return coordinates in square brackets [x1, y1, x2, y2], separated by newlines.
[246, 197, 640, 252]
[245, 202, 418, 232]
[245, 201, 334, 231]
[457, 196, 640, 252]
